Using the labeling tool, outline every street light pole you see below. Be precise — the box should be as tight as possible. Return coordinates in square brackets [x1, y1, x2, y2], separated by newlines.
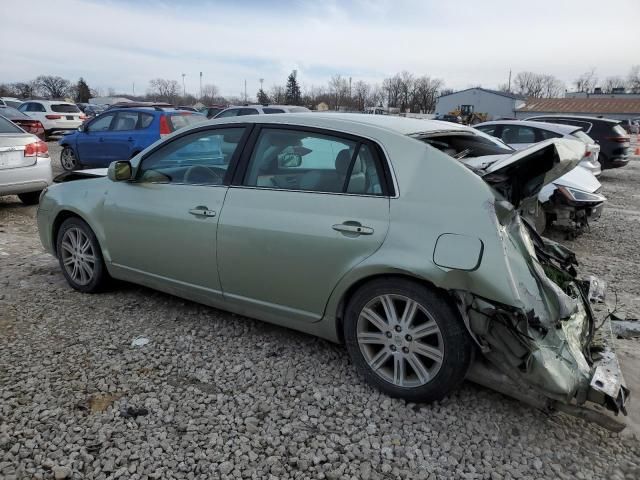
[199, 72, 203, 100]
[181, 73, 186, 98]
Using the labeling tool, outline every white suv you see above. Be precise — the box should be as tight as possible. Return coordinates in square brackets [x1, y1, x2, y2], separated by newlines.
[214, 104, 310, 118]
[18, 100, 85, 139]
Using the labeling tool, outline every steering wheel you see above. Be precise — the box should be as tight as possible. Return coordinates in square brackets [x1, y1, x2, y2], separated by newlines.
[183, 165, 223, 185]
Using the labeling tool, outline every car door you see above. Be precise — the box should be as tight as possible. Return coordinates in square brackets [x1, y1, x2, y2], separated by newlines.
[106, 111, 140, 161]
[217, 126, 391, 324]
[101, 126, 248, 304]
[76, 112, 116, 167]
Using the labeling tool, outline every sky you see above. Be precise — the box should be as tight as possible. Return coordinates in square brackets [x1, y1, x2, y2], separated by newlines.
[1, 0, 639, 98]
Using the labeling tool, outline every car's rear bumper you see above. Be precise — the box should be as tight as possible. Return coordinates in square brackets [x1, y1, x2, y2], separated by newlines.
[0, 157, 52, 196]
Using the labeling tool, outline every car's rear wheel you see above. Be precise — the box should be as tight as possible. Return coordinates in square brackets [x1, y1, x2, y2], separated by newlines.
[17, 191, 41, 205]
[344, 278, 472, 403]
[56, 217, 109, 292]
[60, 146, 79, 171]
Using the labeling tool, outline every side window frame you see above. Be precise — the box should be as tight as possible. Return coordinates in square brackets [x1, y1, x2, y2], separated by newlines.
[230, 124, 395, 197]
[132, 124, 253, 186]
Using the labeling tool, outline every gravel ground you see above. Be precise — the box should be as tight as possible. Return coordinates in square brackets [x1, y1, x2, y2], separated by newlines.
[1, 141, 639, 480]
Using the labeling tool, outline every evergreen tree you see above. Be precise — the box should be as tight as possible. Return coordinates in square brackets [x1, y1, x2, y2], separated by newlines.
[75, 77, 91, 103]
[257, 88, 270, 104]
[285, 71, 301, 105]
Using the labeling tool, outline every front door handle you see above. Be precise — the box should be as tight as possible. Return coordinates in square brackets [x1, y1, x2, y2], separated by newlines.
[188, 207, 216, 217]
[332, 222, 374, 235]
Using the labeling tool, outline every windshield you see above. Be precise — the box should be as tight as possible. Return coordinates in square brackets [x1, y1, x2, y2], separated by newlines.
[414, 131, 513, 159]
[51, 104, 81, 113]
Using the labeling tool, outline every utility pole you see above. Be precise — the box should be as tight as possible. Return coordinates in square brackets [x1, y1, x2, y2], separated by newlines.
[181, 73, 186, 98]
[244, 79, 247, 103]
[508, 70, 512, 92]
[199, 72, 202, 100]
[132, 82, 135, 96]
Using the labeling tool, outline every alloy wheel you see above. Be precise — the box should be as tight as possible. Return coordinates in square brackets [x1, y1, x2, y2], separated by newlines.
[61, 148, 77, 171]
[60, 227, 96, 285]
[356, 294, 444, 388]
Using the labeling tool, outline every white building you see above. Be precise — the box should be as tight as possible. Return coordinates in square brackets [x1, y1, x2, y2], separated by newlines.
[435, 88, 525, 120]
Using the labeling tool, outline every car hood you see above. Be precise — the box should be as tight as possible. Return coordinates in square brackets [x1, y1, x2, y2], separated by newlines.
[460, 139, 585, 206]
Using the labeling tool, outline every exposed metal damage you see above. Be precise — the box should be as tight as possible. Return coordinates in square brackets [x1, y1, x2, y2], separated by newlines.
[457, 203, 629, 431]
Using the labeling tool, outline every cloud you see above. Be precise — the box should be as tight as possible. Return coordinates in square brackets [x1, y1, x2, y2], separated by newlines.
[1, 0, 638, 97]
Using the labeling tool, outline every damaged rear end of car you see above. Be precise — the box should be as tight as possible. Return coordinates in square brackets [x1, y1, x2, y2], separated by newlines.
[454, 139, 628, 430]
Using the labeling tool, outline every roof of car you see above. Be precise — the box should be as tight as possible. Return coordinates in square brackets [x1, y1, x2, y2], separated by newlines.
[475, 120, 581, 134]
[204, 112, 473, 136]
[525, 114, 621, 124]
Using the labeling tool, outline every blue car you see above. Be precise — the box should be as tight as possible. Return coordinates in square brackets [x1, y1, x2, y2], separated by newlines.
[59, 104, 206, 170]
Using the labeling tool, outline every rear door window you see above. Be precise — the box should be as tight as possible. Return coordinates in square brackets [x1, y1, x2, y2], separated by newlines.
[238, 108, 259, 116]
[113, 112, 139, 131]
[263, 108, 285, 114]
[500, 125, 536, 144]
[216, 108, 240, 118]
[475, 125, 497, 136]
[51, 104, 80, 113]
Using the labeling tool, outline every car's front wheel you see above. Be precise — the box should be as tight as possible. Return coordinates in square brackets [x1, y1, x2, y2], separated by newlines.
[56, 217, 109, 292]
[344, 278, 472, 403]
[60, 146, 79, 171]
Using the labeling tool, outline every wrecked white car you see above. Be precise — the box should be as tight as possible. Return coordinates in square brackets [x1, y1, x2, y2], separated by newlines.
[421, 123, 606, 234]
[38, 113, 628, 430]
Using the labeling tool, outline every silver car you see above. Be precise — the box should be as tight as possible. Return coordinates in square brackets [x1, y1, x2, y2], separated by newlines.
[0, 114, 52, 204]
[37, 113, 628, 430]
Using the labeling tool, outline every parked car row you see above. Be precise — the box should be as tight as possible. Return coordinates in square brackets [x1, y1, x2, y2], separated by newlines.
[33, 113, 629, 431]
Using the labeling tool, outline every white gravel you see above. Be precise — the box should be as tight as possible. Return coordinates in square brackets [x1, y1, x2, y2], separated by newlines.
[0, 142, 639, 479]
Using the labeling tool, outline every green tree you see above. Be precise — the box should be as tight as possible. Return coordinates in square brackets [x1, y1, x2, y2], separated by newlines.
[285, 71, 301, 105]
[257, 88, 270, 104]
[75, 77, 91, 103]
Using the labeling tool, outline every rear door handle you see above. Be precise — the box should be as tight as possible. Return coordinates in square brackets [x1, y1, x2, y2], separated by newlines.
[189, 207, 216, 217]
[332, 222, 374, 235]
[127, 137, 134, 142]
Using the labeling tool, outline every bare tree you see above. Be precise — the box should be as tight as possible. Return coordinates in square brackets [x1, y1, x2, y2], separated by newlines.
[35, 75, 71, 99]
[574, 68, 597, 93]
[514, 72, 564, 98]
[270, 85, 286, 104]
[10, 81, 38, 99]
[601, 76, 626, 93]
[200, 84, 220, 103]
[353, 80, 370, 111]
[497, 83, 511, 93]
[412, 76, 443, 113]
[147, 78, 180, 102]
[627, 65, 640, 94]
[329, 75, 349, 110]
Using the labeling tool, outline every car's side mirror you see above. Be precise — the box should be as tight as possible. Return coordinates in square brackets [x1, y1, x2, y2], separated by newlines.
[107, 161, 132, 182]
[78, 124, 87, 132]
[278, 152, 302, 168]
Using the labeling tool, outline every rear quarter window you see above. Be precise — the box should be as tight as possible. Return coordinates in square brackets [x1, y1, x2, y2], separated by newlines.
[139, 113, 154, 129]
[51, 104, 81, 113]
[0, 116, 23, 133]
[263, 108, 285, 114]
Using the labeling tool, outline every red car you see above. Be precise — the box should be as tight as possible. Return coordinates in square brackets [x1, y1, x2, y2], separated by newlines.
[0, 105, 46, 140]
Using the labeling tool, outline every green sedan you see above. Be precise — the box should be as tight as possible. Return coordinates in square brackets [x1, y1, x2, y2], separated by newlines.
[37, 113, 628, 430]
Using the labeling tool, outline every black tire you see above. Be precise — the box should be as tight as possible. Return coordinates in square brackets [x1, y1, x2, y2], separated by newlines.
[344, 278, 472, 404]
[17, 191, 41, 205]
[598, 153, 608, 170]
[60, 146, 79, 171]
[55, 217, 110, 293]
